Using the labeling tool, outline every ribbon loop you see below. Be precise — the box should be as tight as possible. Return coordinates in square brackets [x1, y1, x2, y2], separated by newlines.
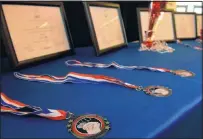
[14, 72, 140, 90]
[66, 60, 83, 66]
[1, 92, 69, 120]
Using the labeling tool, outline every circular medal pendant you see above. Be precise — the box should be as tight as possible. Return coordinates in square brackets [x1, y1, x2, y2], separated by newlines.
[67, 114, 110, 138]
[144, 86, 172, 97]
[172, 70, 195, 77]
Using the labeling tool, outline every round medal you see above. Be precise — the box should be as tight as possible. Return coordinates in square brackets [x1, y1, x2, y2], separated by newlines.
[144, 86, 172, 97]
[172, 70, 195, 77]
[67, 114, 110, 138]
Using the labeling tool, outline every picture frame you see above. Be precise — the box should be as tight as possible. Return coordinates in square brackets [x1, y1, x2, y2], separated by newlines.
[173, 12, 197, 40]
[137, 8, 176, 43]
[83, 2, 128, 56]
[196, 14, 202, 37]
[1, 2, 74, 69]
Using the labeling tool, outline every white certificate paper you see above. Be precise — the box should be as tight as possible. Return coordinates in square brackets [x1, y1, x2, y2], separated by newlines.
[174, 14, 196, 39]
[196, 15, 202, 37]
[89, 6, 125, 51]
[140, 11, 175, 41]
[2, 4, 71, 62]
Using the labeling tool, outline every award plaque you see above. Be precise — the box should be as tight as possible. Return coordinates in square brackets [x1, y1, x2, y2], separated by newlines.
[1, 2, 74, 68]
[83, 2, 128, 56]
[137, 8, 176, 43]
[196, 14, 202, 37]
[173, 12, 196, 39]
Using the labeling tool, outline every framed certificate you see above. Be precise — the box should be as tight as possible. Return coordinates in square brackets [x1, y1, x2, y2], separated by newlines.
[83, 2, 128, 56]
[173, 12, 196, 40]
[196, 14, 202, 37]
[137, 8, 176, 42]
[1, 2, 74, 68]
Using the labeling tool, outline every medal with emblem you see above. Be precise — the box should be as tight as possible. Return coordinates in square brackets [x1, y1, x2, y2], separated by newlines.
[171, 70, 195, 77]
[144, 86, 172, 97]
[1, 93, 110, 138]
[67, 114, 110, 138]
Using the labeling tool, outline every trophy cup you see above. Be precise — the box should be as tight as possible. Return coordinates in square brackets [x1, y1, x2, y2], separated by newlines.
[139, 1, 175, 53]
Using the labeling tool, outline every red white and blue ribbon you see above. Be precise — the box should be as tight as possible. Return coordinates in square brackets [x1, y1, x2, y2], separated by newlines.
[177, 40, 203, 51]
[1, 92, 72, 120]
[14, 72, 140, 90]
[65, 60, 171, 72]
[65, 60, 195, 77]
[13, 72, 173, 97]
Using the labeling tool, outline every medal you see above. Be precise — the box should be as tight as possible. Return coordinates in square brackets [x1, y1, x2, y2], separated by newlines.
[67, 114, 110, 138]
[1, 92, 110, 138]
[65, 60, 195, 78]
[171, 70, 195, 77]
[144, 86, 172, 97]
[14, 72, 172, 97]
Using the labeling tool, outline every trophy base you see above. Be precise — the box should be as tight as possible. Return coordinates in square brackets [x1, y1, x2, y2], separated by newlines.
[139, 40, 175, 53]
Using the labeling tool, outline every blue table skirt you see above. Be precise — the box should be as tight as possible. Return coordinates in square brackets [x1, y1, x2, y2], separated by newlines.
[1, 41, 202, 138]
[155, 101, 202, 138]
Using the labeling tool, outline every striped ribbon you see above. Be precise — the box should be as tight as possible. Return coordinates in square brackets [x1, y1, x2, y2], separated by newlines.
[14, 72, 143, 91]
[177, 40, 203, 51]
[1, 92, 72, 120]
[65, 60, 174, 74]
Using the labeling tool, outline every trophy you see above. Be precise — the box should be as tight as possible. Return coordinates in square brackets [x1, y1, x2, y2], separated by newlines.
[139, 1, 175, 53]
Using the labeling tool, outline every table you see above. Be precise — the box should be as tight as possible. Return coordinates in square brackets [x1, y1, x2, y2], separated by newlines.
[1, 40, 202, 138]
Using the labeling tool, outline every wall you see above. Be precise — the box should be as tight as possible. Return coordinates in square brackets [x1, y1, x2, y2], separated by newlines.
[176, 1, 202, 12]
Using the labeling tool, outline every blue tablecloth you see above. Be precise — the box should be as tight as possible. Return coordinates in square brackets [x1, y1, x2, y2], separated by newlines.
[1, 41, 202, 138]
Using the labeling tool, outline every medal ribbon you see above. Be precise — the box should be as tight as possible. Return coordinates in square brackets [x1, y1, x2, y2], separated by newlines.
[1, 92, 72, 120]
[14, 72, 142, 90]
[177, 40, 203, 51]
[65, 60, 178, 74]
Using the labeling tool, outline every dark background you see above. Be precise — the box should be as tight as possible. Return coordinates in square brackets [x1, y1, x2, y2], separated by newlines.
[0, 1, 149, 71]
[63, 2, 150, 47]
